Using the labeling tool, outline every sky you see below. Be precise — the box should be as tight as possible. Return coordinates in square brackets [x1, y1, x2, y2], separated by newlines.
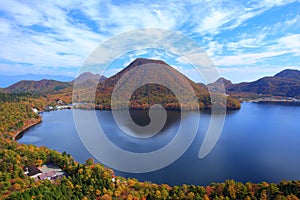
[0, 0, 300, 83]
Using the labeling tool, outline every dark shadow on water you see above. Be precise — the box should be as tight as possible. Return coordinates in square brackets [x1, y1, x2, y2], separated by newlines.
[128, 109, 182, 136]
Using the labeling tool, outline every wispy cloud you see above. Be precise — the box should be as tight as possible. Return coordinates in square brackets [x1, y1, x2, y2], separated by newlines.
[274, 34, 300, 56]
[213, 32, 300, 67]
[214, 51, 288, 66]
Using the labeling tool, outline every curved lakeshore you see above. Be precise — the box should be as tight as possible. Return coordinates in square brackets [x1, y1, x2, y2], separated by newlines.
[13, 116, 42, 140]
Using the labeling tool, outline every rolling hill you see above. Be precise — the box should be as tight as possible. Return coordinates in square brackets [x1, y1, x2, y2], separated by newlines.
[4, 79, 73, 95]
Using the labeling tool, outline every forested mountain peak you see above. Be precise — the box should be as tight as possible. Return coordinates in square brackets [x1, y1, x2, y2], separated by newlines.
[274, 69, 300, 80]
[94, 58, 240, 110]
[127, 58, 168, 67]
[101, 58, 196, 86]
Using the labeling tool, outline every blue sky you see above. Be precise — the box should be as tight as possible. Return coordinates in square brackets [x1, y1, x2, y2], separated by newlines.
[0, 0, 300, 83]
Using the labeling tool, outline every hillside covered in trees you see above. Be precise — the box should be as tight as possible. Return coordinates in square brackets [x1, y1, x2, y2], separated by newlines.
[208, 69, 300, 98]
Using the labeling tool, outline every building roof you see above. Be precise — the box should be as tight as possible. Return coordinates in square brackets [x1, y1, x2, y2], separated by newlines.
[27, 165, 42, 176]
[38, 171, 56, 180]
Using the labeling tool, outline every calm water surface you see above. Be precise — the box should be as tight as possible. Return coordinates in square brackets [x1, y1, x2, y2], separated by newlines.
[18, 103, 300, 185]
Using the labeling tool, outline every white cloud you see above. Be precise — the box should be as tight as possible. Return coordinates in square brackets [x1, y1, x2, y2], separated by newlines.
[191, 0, 300, 35]
[214, 51, 288, 66]
[206, 41, 224, 56]
[80, 1, 179, 35]
[196, 8, 235, 34]
[275, 34, 300, 55]
[0, 0, 41, 25]
[0, 19, 12, 35]
[227, 37, 264, 50]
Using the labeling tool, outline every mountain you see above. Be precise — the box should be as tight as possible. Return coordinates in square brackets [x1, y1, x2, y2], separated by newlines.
[98, 58, 205, 93]
[207, 78, 233, 92]
[72, 72, 106, 89]
[274, 69, 300, 80]
[209, 69, 300, 98]
[4, 79, 73, 94]
[91, 58, 240, 110]
[0, 74, 74, 88]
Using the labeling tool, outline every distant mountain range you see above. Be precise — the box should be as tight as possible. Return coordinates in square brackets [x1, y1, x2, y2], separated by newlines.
[0, 58, 241, 110]
[0, 74, 75, 88]
[208, 69, 300, 98]
[2, 58, 299, 109]
[2, 72, 106, 95]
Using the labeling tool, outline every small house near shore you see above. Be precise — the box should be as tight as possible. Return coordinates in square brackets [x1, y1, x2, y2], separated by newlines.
[32, 107, 39, 114]
[24, 165, 42, 178]
[24, 164, 66, 182]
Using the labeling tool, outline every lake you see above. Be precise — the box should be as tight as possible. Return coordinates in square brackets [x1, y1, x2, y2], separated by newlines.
[18, 103, 300, 185]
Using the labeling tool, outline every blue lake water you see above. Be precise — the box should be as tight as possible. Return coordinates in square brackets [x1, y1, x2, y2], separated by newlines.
[18, 103, 300, 185]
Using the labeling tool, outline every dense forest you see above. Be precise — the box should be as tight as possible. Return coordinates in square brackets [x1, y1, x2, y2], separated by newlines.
[1, 136, 300, 199]
[0, 92, 72, 139]
[0, 92, 299, 199]
[0, 93, 45, 139]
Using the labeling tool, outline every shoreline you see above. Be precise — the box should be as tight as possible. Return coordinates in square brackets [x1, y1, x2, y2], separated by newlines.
[242, 100, 300, 106]
[13, 116, 42, 140]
